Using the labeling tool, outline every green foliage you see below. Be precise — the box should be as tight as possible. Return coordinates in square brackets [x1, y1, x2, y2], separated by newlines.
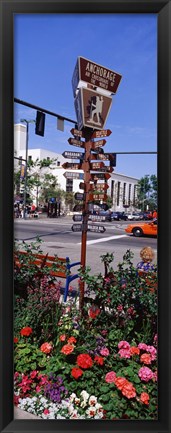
[14, 342, 47, 373]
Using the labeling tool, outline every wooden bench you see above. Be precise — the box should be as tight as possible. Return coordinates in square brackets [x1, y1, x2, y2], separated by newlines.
[14, 251, 81, 302]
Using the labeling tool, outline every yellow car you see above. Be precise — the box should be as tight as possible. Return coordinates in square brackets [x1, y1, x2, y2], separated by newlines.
[125, 219, 157, 237]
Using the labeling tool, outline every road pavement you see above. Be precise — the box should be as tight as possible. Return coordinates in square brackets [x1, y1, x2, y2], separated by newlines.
[14, 216, 157, 275]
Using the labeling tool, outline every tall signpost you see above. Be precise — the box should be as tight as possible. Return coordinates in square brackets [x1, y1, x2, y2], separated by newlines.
[63, 56, 122, 311]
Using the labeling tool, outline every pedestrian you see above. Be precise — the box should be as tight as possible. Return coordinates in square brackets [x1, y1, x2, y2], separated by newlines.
[152, 209, 157, 219]
[136, 246, 156, 272]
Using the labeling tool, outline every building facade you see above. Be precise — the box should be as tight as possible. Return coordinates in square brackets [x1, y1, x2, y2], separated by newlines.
[14, 123, 139, 212]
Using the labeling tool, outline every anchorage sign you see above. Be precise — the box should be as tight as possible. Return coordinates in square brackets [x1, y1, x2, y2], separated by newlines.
[72, 56, 122, 96]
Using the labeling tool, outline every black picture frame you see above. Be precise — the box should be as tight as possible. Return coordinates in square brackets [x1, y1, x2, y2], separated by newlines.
[0, 1, 170, 432]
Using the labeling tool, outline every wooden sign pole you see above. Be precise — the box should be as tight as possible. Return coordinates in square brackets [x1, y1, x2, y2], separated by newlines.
[79, 129, 92, 311]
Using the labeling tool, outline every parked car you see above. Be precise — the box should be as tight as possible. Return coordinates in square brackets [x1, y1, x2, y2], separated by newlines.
[125, 212, 142, 221]
[110, 211, 128, 221]
[125, 219, 157, 237]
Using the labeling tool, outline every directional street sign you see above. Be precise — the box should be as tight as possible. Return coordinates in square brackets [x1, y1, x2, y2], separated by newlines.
[88, 224, 106, 233]
[73, 204, 84, 212]
[73, 214, 83, 222]
[89, 215, 106, 222]
[89, 193, 108, 201]
[90, 172, 111, 181]
[90, 161, 105, 170]
[63, 171, 84, 179]
[91, 166, 114, 173]
[71, 224, 83, 232]
[70, 128, 83, 138]
[72, 56, 122, 96]
[68, 138, 85, 148]
[74, 192, 85, 201]
[92, 129, 112, 139]
[92, 147, 104, 154]
[62, 162, 82, 170]
[62, 151, 84, 159]
[90, 153, 116, 166]
[89, 183, 109, 191]
[91, 139, 106, 149]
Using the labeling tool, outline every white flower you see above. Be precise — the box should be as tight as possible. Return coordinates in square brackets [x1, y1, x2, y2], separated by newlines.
[70, 409, 79, 419]
[80, 390, 89, 401]
[74, 398, 80, 406]
[69, 393, 76, 402]
[68, 404, 74, 414]
[86, 407, 96, 417]
[89, 396, 97, 406]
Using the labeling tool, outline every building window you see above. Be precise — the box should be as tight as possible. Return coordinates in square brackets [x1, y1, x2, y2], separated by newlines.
[66, 178, 73, 193]
[57, 161, 60, 166]
[117, 181, 121, 206]
[123, 182, 126, 205]
[47, 157, 50, 161]
[111, 180, 114, 200]
[133, 184, 137, 205]
[28, 155, 32, 162]
[128, 184, 132, 206]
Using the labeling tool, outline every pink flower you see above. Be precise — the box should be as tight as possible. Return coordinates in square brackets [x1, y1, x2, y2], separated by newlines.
[146, 345, 157, 360]
[117, 305, 123, 312]
[36, 385, 41, 393]
[43, 409, 49, 414]
[138, 343, 148, 351]
[30, 370, 38, 379]
[105, 371, 116, 383]
[100, 348, 110, 356]
[118, 349, 131, 359]
[138, 367, 154, 382]
[118, 341, 130, 350]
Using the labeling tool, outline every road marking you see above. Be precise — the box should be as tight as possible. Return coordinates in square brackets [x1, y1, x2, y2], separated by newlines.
[77, 234, 127, 245]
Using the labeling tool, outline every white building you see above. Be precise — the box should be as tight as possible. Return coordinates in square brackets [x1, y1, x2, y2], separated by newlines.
[14, 123, 139, 212]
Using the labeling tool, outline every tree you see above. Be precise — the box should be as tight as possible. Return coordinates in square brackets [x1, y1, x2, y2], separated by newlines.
[137, 175, 157, 211]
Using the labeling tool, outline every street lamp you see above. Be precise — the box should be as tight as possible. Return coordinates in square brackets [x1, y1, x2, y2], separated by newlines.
[20, 119, 35, 219]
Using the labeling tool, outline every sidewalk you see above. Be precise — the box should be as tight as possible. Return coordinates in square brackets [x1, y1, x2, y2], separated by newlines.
[14, 406, 41, 419]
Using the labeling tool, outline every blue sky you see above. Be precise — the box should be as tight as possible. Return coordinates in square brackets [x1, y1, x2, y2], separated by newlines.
[14, 13, 157, 179]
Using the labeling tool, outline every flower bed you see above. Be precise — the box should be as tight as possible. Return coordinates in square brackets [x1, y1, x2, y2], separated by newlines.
[14, 243, 158, 420]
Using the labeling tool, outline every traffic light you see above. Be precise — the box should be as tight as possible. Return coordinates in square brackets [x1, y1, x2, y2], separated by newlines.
[110, 153, 117, 167]
[35, 111, 45, 136]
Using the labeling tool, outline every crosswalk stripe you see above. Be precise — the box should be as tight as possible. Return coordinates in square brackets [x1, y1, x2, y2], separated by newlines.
[77, 234, 127, 245]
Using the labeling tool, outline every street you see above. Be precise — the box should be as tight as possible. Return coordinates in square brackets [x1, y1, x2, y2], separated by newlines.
[14, 216, 157, 275]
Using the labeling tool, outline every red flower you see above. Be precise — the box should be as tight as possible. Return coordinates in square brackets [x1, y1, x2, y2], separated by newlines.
[59, 334, 66, 342]
[71, 367, 83, 379]
[88, 306, 100, 319]
[140, 353, 152, 365]
[40, 342, 53, 354]
[61, 344, 75, 355]
[130, 346, 140, 356]
[14, 337, 18, 343]
[94, 356, 104, 366]
[68, 336, 77, 344]
[20, 327, 32, 337]
[77, 354, 93, 369]
[140, 392, 150, 405]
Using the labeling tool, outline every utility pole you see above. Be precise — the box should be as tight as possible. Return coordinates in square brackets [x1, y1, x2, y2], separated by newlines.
[20, 119, 35, 219]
